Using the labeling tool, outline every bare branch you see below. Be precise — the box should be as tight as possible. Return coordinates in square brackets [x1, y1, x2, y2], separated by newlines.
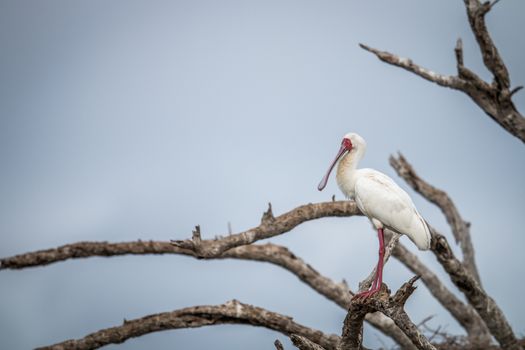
[341, 277, 437, 350]
[392, 242, 491, 344]
[359, 43, 464, 89]
[171, 201, 361, 258]
[36, 300, 340, 350]
[463, 0, 509, 89]
[361, 15, 525, 143]
[0, 239, 414, 349]
[389, 153, 520, 349]
[389, 153, 481, 284]
[430, 228, 520, 350]
[290, 334, 328, 350]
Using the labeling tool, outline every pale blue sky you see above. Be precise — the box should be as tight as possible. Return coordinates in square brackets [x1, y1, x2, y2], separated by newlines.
[1, 1, 524, 349]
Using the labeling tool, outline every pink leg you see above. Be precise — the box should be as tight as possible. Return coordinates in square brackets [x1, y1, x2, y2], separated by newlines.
[353, 228, 385, 299]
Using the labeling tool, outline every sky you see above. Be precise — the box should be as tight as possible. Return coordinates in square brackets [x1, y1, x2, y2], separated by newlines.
[1, 0, 524, 349]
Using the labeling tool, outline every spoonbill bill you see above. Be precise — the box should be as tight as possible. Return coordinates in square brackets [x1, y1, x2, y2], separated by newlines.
[318, 132, 431, 298]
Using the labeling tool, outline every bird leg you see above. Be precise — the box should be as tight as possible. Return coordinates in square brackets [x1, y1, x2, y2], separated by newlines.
[353, 228, 385, 299]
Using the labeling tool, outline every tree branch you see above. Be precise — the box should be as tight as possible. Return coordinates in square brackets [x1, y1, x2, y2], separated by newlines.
[360, 10, 525, 144]
[430, 228, 520, 350]
[389, 153, 481, 284]
[341, 277, 436, 350]
[171, 201, 361, 258]
[463, 0, 509, 89]
[389, 154, 520, 349]
[392, 242, 491, 345]
[0, 239, 414, 349]
[359, 44, 464, 90]
[36, 300, 340, 350]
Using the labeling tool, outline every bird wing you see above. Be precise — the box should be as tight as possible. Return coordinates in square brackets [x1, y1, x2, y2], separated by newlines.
[354, 169, 430, 250]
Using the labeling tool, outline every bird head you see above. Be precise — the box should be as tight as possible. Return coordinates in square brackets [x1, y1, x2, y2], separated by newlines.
[317, 132, 366, 191]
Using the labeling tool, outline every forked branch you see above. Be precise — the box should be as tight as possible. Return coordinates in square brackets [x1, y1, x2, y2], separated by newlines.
[390, 153, 480, 284]
[360, 0, 525, 143]
[390, 154, 520, 349]
[341, 277, 436, 350]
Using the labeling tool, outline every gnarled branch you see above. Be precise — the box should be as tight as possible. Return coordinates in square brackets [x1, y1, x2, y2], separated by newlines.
[389, 153, 480, 284]
[392, 242, 491, 345]
[341, 277, 436, 350]
[171, 201, 361, 258]
[389, 154, 519, 349]
[430, 229, 520, 350]
[37, 300, 340, 350]
[360, 0, 525, 143]
[0, 238, 413, 349]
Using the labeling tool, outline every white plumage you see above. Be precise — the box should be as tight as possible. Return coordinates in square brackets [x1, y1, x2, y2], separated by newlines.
[318, 132, 430, 298]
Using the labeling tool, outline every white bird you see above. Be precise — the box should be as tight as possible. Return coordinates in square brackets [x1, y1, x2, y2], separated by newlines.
[318, 132, 430, 299]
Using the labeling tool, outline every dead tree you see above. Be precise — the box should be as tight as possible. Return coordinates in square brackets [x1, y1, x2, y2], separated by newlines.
[1, 1, 523, 349]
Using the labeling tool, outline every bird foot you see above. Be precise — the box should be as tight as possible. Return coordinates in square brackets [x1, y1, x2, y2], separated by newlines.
[352, 287, 381, 301]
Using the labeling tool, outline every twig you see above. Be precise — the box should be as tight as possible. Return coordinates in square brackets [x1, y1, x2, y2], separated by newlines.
[290, 334, 328, 350]
[275, 339, 285, 350]
[36, 300, 340, 350]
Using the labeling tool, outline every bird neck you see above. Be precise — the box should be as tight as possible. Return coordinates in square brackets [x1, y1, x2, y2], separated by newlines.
[336, 147, 365, 197]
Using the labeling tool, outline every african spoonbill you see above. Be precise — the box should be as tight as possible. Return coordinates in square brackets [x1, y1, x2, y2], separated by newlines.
[318, 132, 431, 299]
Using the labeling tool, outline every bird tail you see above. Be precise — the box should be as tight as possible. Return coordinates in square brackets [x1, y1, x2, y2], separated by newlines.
[412, 212, 431, 251]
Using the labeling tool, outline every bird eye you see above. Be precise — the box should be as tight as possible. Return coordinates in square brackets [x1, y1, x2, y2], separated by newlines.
[342, 138, 352, 150]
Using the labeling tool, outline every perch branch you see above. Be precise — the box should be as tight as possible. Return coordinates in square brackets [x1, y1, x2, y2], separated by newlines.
[36, 300, 340, 350]
[341, 277, 436, 350]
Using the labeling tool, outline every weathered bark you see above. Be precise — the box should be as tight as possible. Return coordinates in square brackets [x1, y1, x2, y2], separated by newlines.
[393, 242, 490, 345]
[291, 334, 328, 350]
[430, 230, 520, 350]
[171, 201, 360, 258]
[341, 278, 436, 350]
[0, 238, 413, 349]
[390, 153, 520, 349]
[390, 153, 480, 285]
[360, 0, 525, 143]
[37, 300, 340, 350]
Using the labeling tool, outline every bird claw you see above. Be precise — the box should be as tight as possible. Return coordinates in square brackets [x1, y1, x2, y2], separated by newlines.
[352, 288, 380, 301]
